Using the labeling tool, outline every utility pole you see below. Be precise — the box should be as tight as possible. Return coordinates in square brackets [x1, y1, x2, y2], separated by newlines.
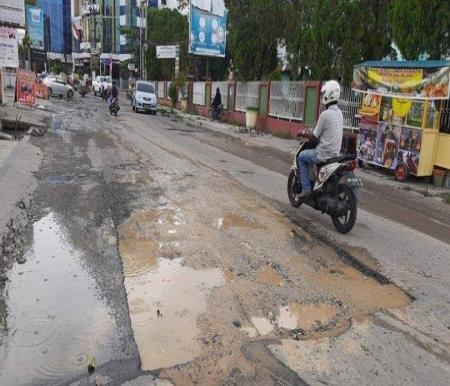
[88, 0, 97, 77]
[139, 0, 148, 80]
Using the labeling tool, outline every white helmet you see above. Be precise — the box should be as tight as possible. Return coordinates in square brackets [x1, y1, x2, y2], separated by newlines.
[320, 80, 341, 106]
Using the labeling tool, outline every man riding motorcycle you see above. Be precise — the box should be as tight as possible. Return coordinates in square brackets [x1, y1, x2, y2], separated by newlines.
[297, 80, 343, 200]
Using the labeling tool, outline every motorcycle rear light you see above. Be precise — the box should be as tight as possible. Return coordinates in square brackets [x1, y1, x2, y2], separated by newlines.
[346, 160, 357, 171]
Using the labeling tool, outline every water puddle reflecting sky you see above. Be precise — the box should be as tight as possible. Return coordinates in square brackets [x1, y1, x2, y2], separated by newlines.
[0, 214, 119, 386]
[120, 209, 224, 371]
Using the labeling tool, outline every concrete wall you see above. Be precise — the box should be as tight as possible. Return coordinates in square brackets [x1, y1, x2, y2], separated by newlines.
[156, 80, 322, 138]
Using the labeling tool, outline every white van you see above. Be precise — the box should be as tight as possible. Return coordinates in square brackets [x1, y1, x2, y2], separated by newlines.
[132, 81, 157, 114]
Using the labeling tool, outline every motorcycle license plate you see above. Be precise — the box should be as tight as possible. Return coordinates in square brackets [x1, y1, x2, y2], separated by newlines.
[347, 177, 363, 187]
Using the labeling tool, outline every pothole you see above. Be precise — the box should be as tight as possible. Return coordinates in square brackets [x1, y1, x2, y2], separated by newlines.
[119, 209, 224, 371]
[0, 213, 119, 385]
[123, 256, 224, 371]
[218, 212, 266, 230]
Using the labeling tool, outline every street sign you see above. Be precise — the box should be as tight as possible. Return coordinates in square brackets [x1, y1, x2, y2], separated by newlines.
[156, 45, 177, 59]
[128, 63, 136, 71]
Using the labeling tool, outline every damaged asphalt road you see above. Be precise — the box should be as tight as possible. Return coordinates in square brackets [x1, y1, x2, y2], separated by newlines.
[0, 95, 449, 385]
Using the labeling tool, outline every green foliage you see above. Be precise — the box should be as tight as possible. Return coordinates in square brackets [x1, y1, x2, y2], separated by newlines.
[146, 8, 189, 80]
[120, 26, 140, 64]
[390, 0, 450, 60]
[284, 0, 393, 85]
[226, 0, 286, 80]
[143, 1, 448, 83]
[168, 82, 178, 105]
[49, 59, 62, 75]
[270, 71, 282, 81]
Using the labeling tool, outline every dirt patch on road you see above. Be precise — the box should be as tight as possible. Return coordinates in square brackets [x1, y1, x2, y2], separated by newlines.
[256, 265, 283, 286]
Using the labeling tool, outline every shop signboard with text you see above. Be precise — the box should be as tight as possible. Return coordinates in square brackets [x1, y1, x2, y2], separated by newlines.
[353, 65, 450, 100]
[156, 45, 177, 59]
[0, 27, 19, 68]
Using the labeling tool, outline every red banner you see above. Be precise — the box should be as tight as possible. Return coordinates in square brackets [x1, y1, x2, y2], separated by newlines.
[35, 82, 48, 99]
[16, 69, 36, 106]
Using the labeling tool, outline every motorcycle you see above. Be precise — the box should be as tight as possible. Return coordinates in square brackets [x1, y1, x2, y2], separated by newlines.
[208, 104, 224, 121]
[126, 87, 133, 102]
[287, 140, 362, 234]
[79, 84, 88, 97]
[109, 97, 120, 116]
[101, 86, 109, 100]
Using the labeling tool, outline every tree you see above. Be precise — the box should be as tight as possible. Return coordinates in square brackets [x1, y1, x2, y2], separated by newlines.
[284, 0, 393, 85]
[225, 0, 287, 80]
[145, 8, 189, 80]
[390, 0, 450, 60]
[120, 27, 140, 76]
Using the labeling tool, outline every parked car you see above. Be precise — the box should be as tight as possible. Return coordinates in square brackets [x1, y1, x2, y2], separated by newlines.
[92, 76, 112, 96]
[42, 76, 74, 98]
[132, 81, 157, 114]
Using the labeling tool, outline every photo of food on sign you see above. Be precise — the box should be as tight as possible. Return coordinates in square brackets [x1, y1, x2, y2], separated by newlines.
[358, 126, 377, 162]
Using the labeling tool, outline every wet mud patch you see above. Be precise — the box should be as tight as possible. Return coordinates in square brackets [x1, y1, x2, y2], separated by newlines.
[0, 213, 122, 385]
[255, 265, 283, 287]
[304, 263, 412, 317]
[218, 212, 266, 230]
[119, 209, 224, 371]
[123, 256, 224, 371]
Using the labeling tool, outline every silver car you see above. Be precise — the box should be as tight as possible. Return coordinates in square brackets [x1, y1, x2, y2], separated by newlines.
[43, 76, 74, 98]
[132, 81, 157, 114]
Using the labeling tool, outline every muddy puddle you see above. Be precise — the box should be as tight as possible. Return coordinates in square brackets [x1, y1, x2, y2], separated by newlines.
[218, 212, 265, 230]
[307, 264, 411, 316]
[120, 210, 224, 371]
[0, 214, 119, 385]
[278, 303, 339, 331]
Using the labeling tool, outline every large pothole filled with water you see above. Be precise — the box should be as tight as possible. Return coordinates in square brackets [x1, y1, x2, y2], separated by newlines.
[0, 213, 122, 385]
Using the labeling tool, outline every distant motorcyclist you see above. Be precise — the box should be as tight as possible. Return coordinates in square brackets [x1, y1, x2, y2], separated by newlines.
[108, 80, 119, 106]
[296, 80, 343, 199]
[211, 87, 222, 119]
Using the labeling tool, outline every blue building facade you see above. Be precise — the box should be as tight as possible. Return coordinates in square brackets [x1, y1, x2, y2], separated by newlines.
[38, 0, 72, 54]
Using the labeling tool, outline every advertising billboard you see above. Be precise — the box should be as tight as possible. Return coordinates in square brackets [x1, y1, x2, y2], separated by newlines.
[16, 69, 36, 106]
[0, 0, 25, 27]
[353, 65, 450, 100]
[0, 27, 19, 68]
[189, 1, 227, 58]
[26, 5, 44, 50]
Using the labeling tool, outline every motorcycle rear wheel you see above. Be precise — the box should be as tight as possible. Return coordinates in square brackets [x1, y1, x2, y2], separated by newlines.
[287, 170, 302, 208]
[331, 184, 357, 234]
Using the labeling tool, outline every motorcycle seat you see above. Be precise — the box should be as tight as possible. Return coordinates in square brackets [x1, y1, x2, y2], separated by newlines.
[317, 154, 356, 168]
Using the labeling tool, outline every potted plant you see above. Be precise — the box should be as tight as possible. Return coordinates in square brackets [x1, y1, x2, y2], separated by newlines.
[175, 73, 187, 110]
[168, 82, 178, 107]
[246, 107, 258, 130]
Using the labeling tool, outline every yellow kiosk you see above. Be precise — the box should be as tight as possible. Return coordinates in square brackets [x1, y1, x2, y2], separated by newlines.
[352, 61, 450, 182]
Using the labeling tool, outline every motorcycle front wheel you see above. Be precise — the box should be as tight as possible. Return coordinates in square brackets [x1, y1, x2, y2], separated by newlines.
[287, 170, 302, 208]
[331, 184, 357, 234]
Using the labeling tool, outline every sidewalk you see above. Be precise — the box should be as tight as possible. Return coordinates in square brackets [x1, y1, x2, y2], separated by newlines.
[173, 109, 450, 198]
[1, 89, 54, 131]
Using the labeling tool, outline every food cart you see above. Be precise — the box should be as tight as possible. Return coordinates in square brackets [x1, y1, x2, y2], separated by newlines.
[352, 60, 450, 181]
